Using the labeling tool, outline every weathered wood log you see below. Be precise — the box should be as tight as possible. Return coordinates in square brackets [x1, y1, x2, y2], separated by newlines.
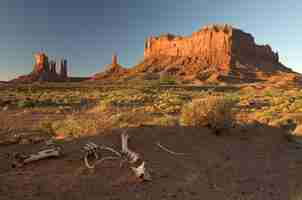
[82, 132, 152, 181]
[15, 147, 62, 166]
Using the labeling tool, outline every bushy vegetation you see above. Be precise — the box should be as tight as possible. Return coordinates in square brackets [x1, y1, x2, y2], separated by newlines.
[160, 74, 177, 85]
[2, 83, 302, 138]
[17, 99, 36, 108]
[180, 95, 237, 132]
[151, 115, 179, 127]
[51, 114, 110, 138]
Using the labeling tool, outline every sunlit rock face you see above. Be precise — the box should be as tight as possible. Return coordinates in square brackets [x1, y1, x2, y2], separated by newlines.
[143, 24, 281, 71]
[134, 24, 296, 83]
[90, 53, 127, 81]
[33, 53, 48, 74]
[144, 25, 233, 70]
[12, 52, 69, 83]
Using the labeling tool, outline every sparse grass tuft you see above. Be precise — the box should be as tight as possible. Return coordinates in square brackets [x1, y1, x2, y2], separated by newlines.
[38, 117, 55, 135]
[17, 99, 36, 108]
[51, 114, 107, 138]
[160, 75, 177, 85]
[151, 115, 179, 127]
[96, 99, 114, 112]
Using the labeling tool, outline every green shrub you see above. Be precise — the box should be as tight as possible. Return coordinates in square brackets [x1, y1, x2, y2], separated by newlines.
[152, 115, 179, 127]
[90, 98, 115, 113]
[180, 95, 236, 131]
[110, 110, 149, 128]
[51, 110, 148, 138]
[52, 115, 103, 138]
[160, 74, 177, 85]
[17, 99, 36, 108]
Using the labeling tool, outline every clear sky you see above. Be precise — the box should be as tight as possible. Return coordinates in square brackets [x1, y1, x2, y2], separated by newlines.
[0, 0, 301, 81]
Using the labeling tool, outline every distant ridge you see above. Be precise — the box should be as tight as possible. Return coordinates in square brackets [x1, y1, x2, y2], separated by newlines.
[92, 24, 301, 84]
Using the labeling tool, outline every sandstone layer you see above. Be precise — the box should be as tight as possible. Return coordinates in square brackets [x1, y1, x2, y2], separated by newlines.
[129, 24, 298, 83]
[12, 52, 69, 83]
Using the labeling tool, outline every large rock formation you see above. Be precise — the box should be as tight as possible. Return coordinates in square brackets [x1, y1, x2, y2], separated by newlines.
[12, 52, 69, 83]
[144, 25, 234, 70]
[91, 53, 127, 81]
[33, 53, 49, 74]
[129, 24, 298, 83]
[60, 59, 68, 79]
[143, 25, 280, 69]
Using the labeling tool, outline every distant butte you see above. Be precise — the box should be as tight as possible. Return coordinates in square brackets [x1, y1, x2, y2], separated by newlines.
[91, 53, 127, 81]
[12, 52, 69, 83]
[92, 24, 301, 84]
[11, 24, 301, 84]
[11, 52, 90, 83]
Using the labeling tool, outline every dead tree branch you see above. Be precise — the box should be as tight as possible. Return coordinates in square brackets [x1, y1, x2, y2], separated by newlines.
[156, 142, 186, 156]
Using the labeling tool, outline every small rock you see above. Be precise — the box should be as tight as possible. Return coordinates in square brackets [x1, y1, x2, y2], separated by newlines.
[2, 106, 9, 111]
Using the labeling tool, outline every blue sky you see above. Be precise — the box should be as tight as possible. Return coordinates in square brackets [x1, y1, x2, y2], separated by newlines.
[0, 0, 301, 81]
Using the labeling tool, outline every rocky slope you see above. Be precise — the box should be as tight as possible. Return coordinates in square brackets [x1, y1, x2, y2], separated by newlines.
[93, 24, 300, 84]
[91, 53, 127, 81]
[91, 63, 127, 81]
[134, 24, 298, 83]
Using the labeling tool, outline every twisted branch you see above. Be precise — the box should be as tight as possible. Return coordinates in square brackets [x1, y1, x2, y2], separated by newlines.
[156, 142, 186, 156]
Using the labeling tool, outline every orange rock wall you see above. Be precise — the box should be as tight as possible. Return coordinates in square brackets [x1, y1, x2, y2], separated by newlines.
[144, 25, 279, 70]
[34, 53, 48, 73]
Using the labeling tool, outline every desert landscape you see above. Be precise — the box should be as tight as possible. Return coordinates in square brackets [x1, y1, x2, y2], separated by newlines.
[1, 24, 302, 200]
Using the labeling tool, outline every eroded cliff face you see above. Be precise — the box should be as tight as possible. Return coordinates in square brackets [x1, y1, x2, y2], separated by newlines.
[137, 24, 294, 83]
[144, 25, 282, 72]
[144, 25, 233, 70]
[33, 53, 48, 73]
[12, 53, 69, 83]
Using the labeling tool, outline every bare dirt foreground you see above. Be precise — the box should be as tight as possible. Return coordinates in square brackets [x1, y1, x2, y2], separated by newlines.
[1, 124, 302, 200]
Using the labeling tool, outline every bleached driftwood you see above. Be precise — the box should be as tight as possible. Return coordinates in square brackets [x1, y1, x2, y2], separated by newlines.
[100, 145, 122, 158]
[14, 147, 62, 166]
[94, 156, 121, 166]
[84, 152, 98, 169]
[83, 142, 100, 169]
[82, 132, 152, 181]
[121, 132, 151, 181]
[156, 142, 186, 156]
[83, 142, 122, 169]
[121, 131, 140, 164]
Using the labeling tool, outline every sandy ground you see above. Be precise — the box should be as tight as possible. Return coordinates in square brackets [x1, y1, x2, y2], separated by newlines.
[1, 113, 302, 200]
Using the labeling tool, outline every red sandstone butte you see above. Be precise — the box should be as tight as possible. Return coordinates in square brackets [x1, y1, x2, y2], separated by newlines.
[144, 25, 234, 70]
[143, 24, 282, 69]
[91, 53, 127, 81]
[33, 53, 48, 74]
[12, 52, 69, 83]
[130, 24, 299, 83]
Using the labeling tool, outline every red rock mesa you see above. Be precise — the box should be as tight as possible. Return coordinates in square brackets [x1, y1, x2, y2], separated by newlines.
[130, 24, 297, 83]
